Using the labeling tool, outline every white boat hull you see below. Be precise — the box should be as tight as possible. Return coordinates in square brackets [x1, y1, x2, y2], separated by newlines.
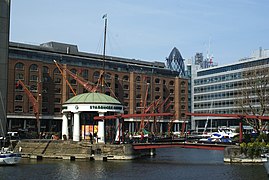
[0, 153, 21, 165]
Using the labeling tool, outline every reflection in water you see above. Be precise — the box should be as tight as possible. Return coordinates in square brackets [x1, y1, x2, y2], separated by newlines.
[0, 148, 267, 180]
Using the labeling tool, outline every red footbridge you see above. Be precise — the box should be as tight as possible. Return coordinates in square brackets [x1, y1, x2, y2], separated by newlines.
[132, 141, 234, 151]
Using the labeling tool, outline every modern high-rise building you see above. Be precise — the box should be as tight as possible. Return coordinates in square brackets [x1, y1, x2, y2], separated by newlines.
[191, 48, 269, 132]
[166, 47, 185, 77]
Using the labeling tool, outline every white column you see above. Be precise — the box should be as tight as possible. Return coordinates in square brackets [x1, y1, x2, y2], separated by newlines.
[73, 112, 80, 141]
[97, 112, 105, 143]
[115, 118, 120, 142]
[62, 113, 69, 140]
[8, 120, 12, 131]
[23, 120, 27, 130]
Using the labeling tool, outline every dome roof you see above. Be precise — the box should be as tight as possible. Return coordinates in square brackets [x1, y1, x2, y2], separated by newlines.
[64, 93, 121, 105]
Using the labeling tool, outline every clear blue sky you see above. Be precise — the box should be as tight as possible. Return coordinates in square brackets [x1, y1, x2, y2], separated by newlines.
[10, 0, 269, 65]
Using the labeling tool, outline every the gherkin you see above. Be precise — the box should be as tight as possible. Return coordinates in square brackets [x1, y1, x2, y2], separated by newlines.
[166, 47, 185, 76]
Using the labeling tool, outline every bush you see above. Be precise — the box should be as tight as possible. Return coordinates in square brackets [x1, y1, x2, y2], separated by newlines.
[240, 140, 269, 158]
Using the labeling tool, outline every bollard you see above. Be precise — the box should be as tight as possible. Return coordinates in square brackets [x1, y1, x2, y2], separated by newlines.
[70, 156, 76, 161]
[37, 155, 43, 161]
[103, 157, 107, 162]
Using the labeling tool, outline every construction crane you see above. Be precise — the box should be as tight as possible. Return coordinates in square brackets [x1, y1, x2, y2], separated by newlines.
[53, 60, 100, 94]
[17, 80, 41, 136]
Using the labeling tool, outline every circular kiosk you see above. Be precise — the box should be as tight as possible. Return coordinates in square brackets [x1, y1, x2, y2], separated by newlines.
[61, 93, 123, 142]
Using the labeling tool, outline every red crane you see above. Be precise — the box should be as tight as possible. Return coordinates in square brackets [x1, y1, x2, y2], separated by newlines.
[53, 60, 100, 94]
[17, 80, 41, 135]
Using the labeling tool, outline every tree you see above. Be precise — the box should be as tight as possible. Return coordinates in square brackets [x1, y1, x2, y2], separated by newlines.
[236, 66, 269, 134]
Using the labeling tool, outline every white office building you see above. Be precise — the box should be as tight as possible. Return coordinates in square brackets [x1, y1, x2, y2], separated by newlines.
[191, 48, 269, 132]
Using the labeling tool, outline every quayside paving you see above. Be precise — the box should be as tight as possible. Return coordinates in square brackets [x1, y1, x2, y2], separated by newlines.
[13, 139, 151, 161]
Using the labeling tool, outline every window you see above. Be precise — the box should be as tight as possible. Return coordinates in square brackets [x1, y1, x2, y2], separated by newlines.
[42, 87, 48, 93]
[15, 73, 24, 80]
[42, 106, 48, 113]
[30, 85, 37, 92]
[155, 87, 160, 92]
[30, 75, 38, 82]
[123, 84, 129, 90]
[123, 75, 129, 81]
[115, 74, 119, 80]
[54, 88, 61, 93]
[70, 68, 77, 74]
[136, 76, 141, 82]
[43, 75, 50, 82]
[54, 107, 61, 113]
[70, 79, 76, 85]
[169, 81, 174, 86]
[54, 78, 61, 84]
[15, 105, 23, 112]
[29, 106, 33, 113]
[146, 77, 151, 83]
[15, 95, 23, 101]
[93, 71, 100, 79]
[124, 93, 129, 98]
[105, 73, 111, 80]
[43, 66, 49, 73]
[53, 68, 60, 74]
[54, 98, 61, 103]
[15, 83, 23, 91]
[15, 62, 24, 70]
[30, 64, 38, 71]
[42, 96, 48, 102]
[136, 94, 141, 99]
[81, 69, 88, 79]
[155, 78, 160, 84]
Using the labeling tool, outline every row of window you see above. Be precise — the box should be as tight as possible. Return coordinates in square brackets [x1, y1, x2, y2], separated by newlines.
[194, 98, 263, 110]
[194, 81, 243, 93]
[194, 91, 239, 101]
[14, 105, 61, 113]
[16, 63, 178, 85]
[194, 72, 242, 85]
[197, 58, 269, 77]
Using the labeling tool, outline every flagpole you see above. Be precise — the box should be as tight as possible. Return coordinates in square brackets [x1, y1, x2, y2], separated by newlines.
[102, 14, 107, 93]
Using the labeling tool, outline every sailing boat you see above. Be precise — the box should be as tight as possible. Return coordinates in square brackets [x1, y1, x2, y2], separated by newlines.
[0, 91, 21, 165]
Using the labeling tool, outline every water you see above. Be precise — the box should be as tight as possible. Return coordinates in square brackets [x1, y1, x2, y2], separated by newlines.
[0, 148, 267, 180]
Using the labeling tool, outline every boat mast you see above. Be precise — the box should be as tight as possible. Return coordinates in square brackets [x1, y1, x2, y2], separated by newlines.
[102, 14, 107, 93]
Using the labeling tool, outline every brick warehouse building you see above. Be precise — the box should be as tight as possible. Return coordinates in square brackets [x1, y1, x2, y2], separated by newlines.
[7, 41, 188, 136]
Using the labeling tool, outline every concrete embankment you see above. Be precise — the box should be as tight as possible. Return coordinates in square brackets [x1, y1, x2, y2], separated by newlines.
[14, 139, 151, 161]
[224, 146, 267, 163]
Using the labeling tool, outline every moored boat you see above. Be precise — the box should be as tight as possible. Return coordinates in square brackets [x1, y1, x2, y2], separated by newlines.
[0, 147, 21, 165]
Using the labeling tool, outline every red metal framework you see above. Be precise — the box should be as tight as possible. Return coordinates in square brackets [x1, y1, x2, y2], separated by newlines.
[186, 112, 269, 142]
[94, 112, 174, 121]
[54, 60, 100, 94]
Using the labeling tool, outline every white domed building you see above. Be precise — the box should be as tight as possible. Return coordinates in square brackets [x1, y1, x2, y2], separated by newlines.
[61, 93, 123, 142]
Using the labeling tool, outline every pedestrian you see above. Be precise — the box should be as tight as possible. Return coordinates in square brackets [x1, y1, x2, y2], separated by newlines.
[89, 133, 93, 144]
[140, 132, 144, 143]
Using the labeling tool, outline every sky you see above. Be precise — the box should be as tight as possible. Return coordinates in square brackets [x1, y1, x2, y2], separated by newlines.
[10, 0, 269, 65]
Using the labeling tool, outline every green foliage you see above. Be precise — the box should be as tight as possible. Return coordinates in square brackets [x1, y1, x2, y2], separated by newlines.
[240, 135, 269, 158]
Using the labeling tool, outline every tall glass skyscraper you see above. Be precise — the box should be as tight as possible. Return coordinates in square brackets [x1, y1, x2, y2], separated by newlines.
[166, 47, 185, 76]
